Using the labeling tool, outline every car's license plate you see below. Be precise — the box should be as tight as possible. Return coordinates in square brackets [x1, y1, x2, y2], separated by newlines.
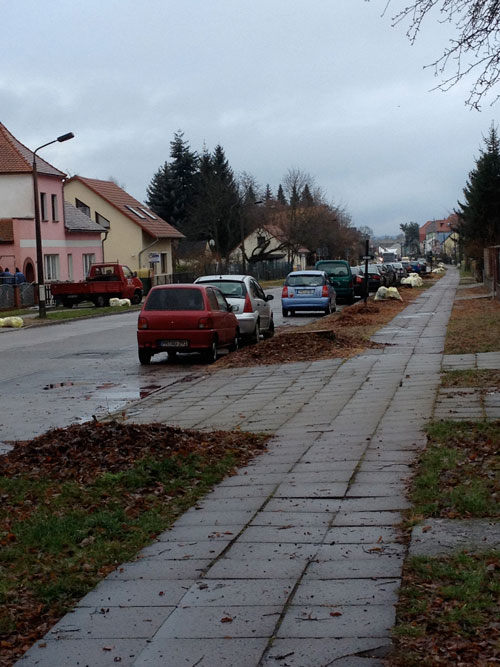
[159, 339, 189, 348]
[297, 289, 313, 294]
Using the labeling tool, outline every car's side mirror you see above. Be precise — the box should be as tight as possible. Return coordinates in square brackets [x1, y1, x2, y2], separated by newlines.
[227, 304, 234, 312]
[265, 294, 274, 301]
[132, 271, 137, 278]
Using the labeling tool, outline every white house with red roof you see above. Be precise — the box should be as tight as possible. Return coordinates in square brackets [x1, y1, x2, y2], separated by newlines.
[0, 123, 104, 282]
[64, 177, 184, 275]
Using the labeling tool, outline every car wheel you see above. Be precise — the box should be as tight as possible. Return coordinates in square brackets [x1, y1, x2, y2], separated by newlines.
[264, 317, 275, 338]
[250, 320, 260, 344]
[94, 295, 109, 308]
[131, 290, 142, 305]
[138, 349, 152, 365]
[282, 308, 289, 317]
[202, 339, 218, 364]
[347, 293, 355, 305]
[229, 330, 240, 352]
[61, 299, 74, 309]
[168, 350, 177, 359]
[324, 302, 332, 316]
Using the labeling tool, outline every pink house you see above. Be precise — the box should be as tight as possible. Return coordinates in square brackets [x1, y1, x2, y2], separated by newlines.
[0, 123, 103, 283]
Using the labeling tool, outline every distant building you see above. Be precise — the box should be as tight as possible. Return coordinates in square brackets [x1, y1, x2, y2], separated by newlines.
[64, 177, 184, 275]
[0, 123, 103, 282]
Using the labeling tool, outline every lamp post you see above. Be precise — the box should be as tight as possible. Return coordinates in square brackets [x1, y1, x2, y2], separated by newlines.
[32, 132, 74, 318]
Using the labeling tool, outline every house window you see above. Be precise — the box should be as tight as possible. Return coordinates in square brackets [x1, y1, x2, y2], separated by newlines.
[76, 198, 90, 216]
[51, 194, 58, 221]
[83, 253, 96, 276]
[257, 235, 266, 246]
[40, 193, 48, 221]
[44, 254, 60, 281]
[95, 212, 110, 229]
[67, 254, 73, 281]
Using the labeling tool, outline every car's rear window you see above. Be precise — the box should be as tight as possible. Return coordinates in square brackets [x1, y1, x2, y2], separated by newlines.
[145, 288, 204, 311]
[286, 274, 324, 287]
[197, 280, 247, 298]
[317, 263, 349, 277]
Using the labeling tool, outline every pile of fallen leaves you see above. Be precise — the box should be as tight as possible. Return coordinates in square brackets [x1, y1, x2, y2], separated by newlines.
[217, 292, 425, 368]
[0, 421, 268, 666]
[0, 420, 267, 484]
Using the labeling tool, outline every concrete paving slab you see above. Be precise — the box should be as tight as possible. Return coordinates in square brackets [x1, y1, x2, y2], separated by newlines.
[274, 482, 348, 498]
[264, 497, 342, 513]
[153, 604, 282, 638]
[47, 606, 171, 639]
[409, 518, 500, 557]
[206, 557, 307, 579]
[325, 526, 400, 545]
[223, 541, 320, 561]
[106, 558, 210, 580]
[338, 496, 412, 511]
[139, 540, 228, 560]
[236, 525, 329, 543]
[180, 579, 294, 606]
[17, 638, 147, 667]
[315, 543, 406, 561]
[277, 604, 395, 638]
[132, 637, 268, 667]
[293, 578, 400, 606]
[332, 511, 402, 526]
[249, 511, 333, 527]
[305, 557, 404, 580]
[261, 639, 389, 666]
[76, 578, 193, 607]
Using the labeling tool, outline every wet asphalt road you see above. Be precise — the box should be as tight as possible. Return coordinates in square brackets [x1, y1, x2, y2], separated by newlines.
[0, 291, 337, 444]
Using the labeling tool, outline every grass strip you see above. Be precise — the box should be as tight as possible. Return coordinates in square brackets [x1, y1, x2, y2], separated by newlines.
[392, 552, 500, 666]
[0, 421, 269, 665]
[406, 420, 499, 523]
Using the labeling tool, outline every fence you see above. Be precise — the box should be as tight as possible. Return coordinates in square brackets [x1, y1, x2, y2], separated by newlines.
[0, 282, 36, 309]
[153, 260, 293, 287]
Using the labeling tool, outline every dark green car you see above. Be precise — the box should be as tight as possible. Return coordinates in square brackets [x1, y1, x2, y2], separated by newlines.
[314, 260, 355, 304]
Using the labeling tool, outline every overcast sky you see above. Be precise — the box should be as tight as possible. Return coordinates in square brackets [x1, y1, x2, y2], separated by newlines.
[1, 0, 495, 237]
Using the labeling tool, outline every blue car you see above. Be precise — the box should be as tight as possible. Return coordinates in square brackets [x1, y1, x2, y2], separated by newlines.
[281, 270, 336, 316]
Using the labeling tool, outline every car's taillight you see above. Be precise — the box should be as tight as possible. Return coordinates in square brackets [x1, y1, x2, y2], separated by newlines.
[282, 286, 288, 298]
[243, 294, 253, 313]
[198, 316, 214, 329]
[321, 285, 329, 297]
[138, 316, 148, 329]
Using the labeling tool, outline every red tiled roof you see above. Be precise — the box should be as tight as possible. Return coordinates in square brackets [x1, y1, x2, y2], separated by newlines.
[66, 176, 184, 240]
[0, 123, 65, 176]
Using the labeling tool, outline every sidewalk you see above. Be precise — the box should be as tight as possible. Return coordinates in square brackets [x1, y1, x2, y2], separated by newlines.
[17, 269, 459, 667]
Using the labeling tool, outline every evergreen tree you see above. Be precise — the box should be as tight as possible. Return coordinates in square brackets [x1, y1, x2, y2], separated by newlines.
[145, 161, 172, 222]
[458, 124, 500, 263]
[146, 131, 198, 231]
[276, 184, 287, 205]
[301, 184, 314, 207]
[188, 145, 242, 260]
[264, 184, 273, 202]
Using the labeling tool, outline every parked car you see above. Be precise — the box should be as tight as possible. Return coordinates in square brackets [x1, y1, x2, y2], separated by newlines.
[194, 274, 274, 343]
[358, 264, 384, 293]
[314, 259, 355, 303]
[281, 270, 336, 316]
[350, 265, 366, 298]
[388, 262, 407, 284]
[137, 284, 239, 365]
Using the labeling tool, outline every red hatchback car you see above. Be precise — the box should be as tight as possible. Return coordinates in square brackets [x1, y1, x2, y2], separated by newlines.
[137, 284, 239, 365]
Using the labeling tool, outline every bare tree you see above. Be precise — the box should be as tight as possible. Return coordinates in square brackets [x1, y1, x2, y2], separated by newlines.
[378, 0, 500, 109]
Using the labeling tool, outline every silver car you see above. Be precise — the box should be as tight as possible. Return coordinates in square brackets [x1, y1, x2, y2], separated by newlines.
[194, 274, 274, 343]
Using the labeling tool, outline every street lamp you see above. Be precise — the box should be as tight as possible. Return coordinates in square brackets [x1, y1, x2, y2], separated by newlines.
[32, 132, 74, 318]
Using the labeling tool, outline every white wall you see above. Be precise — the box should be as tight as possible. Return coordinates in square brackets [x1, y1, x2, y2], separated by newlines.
[0, 174, 33, 217]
